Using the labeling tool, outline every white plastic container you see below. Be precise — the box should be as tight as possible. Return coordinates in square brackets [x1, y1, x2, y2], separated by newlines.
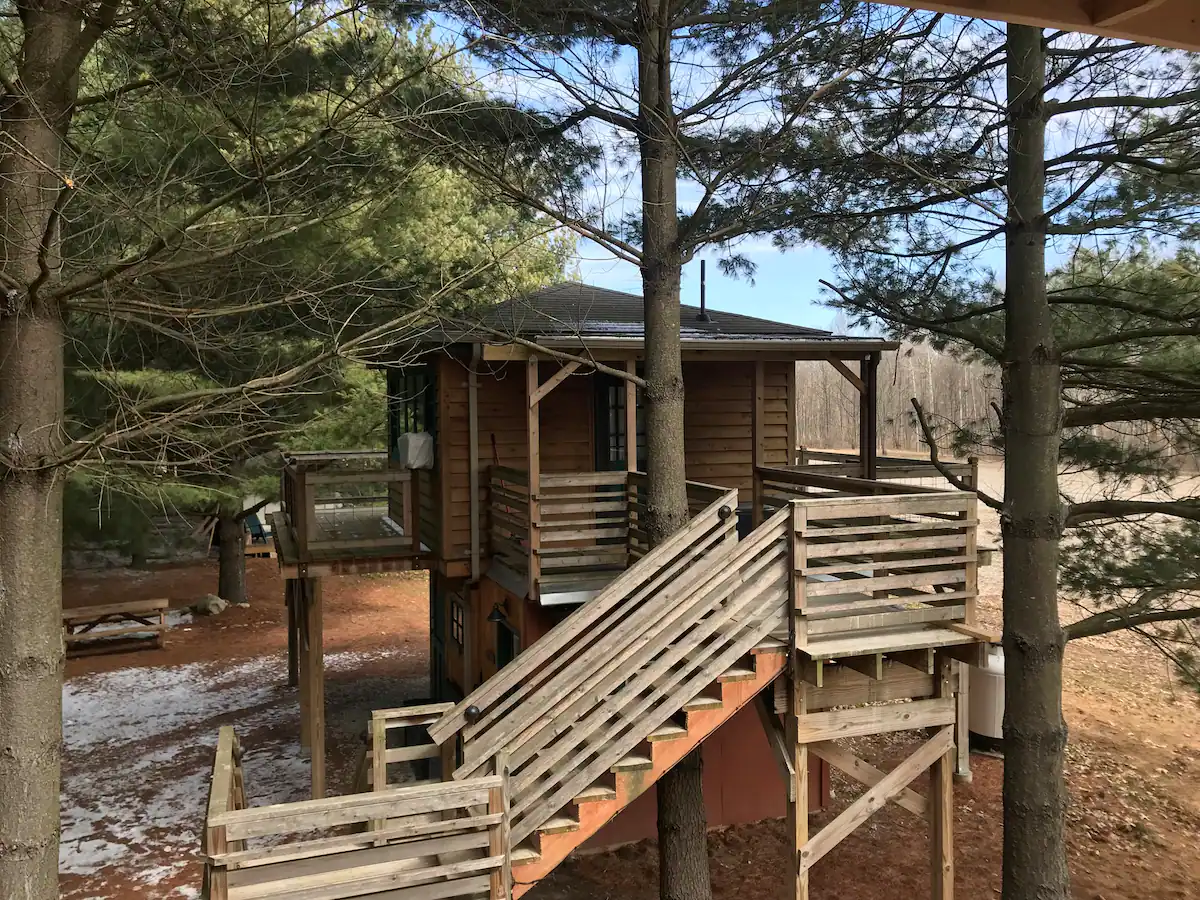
[969, 644, 1005, 753]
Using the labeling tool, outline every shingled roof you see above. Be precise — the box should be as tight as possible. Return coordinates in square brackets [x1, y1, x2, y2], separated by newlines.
[469, 282, 834, 341]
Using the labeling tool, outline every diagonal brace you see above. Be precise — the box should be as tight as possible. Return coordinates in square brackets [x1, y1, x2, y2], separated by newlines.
[799, 726, 954, 873]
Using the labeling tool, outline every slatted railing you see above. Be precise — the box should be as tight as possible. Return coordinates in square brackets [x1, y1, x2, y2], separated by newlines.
[488, 468, 745, 598]
[791, 490, 979, 650]
[537, 472, 630, 585]
[489, 468, 531, 577]
[430, 490, 798, 846]
[203, 726, 511, 900]
[792, 449, 979, 491]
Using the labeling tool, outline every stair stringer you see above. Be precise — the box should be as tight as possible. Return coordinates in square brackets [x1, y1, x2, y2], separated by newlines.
[510, 644, 787, 895]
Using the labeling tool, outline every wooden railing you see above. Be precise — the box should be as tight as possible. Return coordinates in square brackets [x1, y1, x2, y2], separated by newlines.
[278, 450, 422, 563]
[793, 448, 980, 490]
[790, 490, 979, 649]
[365, 703, 456, 792]
[203, 725, 511, 900]
[428, 487, 798, 845]
[487, 468, 742, 598]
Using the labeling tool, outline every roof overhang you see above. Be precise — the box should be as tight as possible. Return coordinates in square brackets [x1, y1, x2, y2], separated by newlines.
[478, 335, 898, 361]
[878, 0, 1199, 52]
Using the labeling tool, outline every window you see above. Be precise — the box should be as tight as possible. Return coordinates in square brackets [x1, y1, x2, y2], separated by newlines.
[450, 598, 465, 649]
[387, 365, 437, 462]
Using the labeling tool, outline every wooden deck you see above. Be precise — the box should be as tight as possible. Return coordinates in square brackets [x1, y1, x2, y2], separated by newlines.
[273, 451, 429, 578]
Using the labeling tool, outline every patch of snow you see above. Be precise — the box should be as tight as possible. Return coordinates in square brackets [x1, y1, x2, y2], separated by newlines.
[167, 609, 194, 626]
[61, 649, 429, 895]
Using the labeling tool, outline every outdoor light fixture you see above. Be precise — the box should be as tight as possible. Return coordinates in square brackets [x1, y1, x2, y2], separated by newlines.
[487, 602, 507, 624]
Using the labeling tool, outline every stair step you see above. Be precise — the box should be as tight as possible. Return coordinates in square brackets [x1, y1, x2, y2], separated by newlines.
[511, 843, 541, 864]
[539, 815, 581, 835]
[611, 753, 653, 773]
[718, 665, 757, 683]
[647, 723, 689, 743]
[683, 695, 724, 713]
[574, 783, 618, 804]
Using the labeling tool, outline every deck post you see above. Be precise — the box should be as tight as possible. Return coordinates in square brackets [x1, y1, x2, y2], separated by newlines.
[470, 345, 482, 580]
[787, 361, 799, 466]
[304, 577, 326, 799]
[625, 358, 637, 472]
[526, 356, 541, 600]
[296, 580, 310, 748]
[286, 582, 299, 688]
[858, 353, 879, 480]
[931, 651, 955, 900]
[752, 361, 766, 525]
[788, 499, 809, 900]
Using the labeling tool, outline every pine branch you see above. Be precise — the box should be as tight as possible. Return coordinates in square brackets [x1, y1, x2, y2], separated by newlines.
[910, 398, 1003, 510]
[1067, 499, 1200, 527]
[1065, 597, 1200, 642]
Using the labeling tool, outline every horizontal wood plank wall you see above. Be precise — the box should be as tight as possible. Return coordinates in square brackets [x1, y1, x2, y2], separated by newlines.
[441, 360, 596, 563]
[685, 360, 791, 501]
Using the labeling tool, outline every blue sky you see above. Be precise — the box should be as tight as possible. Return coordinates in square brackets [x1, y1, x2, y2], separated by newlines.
[572, 239, 844, 331]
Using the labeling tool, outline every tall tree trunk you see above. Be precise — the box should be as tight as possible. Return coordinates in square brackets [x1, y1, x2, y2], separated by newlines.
[0, 9, 79, 899]
[636, 4, 711, 899]
[1002, 25, 1069, 900]
[217, 513, 248, 604]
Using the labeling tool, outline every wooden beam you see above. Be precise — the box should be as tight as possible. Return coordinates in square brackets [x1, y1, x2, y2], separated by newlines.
[828, 358, 865, 394]
[752, 360, 766, 526]
[794, 697, 955, 743]
[799, 726, 954, 873]
[809, 741, 927, 817]
[931, 655, 955, 900]
[859, 353, 879, 480]
[788, 673, 809, 900]
[890, 648, 935, 676]
[469, 348, 481, 581]
[786, 361, 799, 466]
[755, 694, 797, 802]
[1089, 0, 1169, 25]
[840, 653, 884, 681]
[529, 360, 581, 407]
[625, 359, 637, 472]
[871, 0, 1200, 53]
[304, 578, 326, 799]
[526, 357, 541, 600]
[482, 343, 530, 362]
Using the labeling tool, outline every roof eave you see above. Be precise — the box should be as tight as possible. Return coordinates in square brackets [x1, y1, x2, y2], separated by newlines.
[493, 335, 899, 354]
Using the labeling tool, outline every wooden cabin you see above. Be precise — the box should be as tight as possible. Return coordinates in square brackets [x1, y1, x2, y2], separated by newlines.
[267, 283, 989, 863]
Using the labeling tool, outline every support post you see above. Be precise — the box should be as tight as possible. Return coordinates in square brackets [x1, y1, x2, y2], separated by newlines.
[752, 360, 766, 525]
[296, 580, 310, 748]
[286, 583, 298, 688]
[625, 358, 638, 472]
[788, 499, 809, 900]
[787, 361, 799, 467]
[304, 578, 326, 799]
[469, 345, 482, 580]
[931, 651, 955, 900]
[858, 353, 879, 480]
[526, 357, 541, 600]
[788, 679, 809, 900]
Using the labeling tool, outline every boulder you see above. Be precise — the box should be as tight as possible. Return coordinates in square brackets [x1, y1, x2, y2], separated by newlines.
[192, 594, 229, 616]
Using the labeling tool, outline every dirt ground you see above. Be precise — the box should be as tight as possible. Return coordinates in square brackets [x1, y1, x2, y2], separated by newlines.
[59, 463, 1200, 899]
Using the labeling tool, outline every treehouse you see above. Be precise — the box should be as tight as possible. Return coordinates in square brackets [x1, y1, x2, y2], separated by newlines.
[246, 282, 993, 900]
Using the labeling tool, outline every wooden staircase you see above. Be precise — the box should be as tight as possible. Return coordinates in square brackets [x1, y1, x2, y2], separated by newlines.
[508, 640, 787, 894]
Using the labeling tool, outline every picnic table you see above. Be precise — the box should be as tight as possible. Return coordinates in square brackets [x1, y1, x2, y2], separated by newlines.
[63, 598, 169, 655]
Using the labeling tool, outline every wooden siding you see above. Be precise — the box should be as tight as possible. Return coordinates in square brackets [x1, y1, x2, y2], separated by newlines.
[439, 358, 595, 561]
[683, 360, 791, 501]
[432, 357, 793, 562]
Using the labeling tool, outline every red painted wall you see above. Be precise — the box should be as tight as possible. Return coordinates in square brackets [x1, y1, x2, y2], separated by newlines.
[585, 703, 829, 848]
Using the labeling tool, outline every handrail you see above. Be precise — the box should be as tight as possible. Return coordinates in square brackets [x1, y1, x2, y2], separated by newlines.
[202, 727, 512, 900]
[499, 505, 791, 845]
[429, 486, 740, 746]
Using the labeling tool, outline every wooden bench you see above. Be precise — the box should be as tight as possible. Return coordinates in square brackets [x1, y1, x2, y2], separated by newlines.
[63, 598, 169, 655]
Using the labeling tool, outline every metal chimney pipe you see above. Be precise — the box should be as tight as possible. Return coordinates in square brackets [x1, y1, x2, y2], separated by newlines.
[697, 259, 711, 322]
